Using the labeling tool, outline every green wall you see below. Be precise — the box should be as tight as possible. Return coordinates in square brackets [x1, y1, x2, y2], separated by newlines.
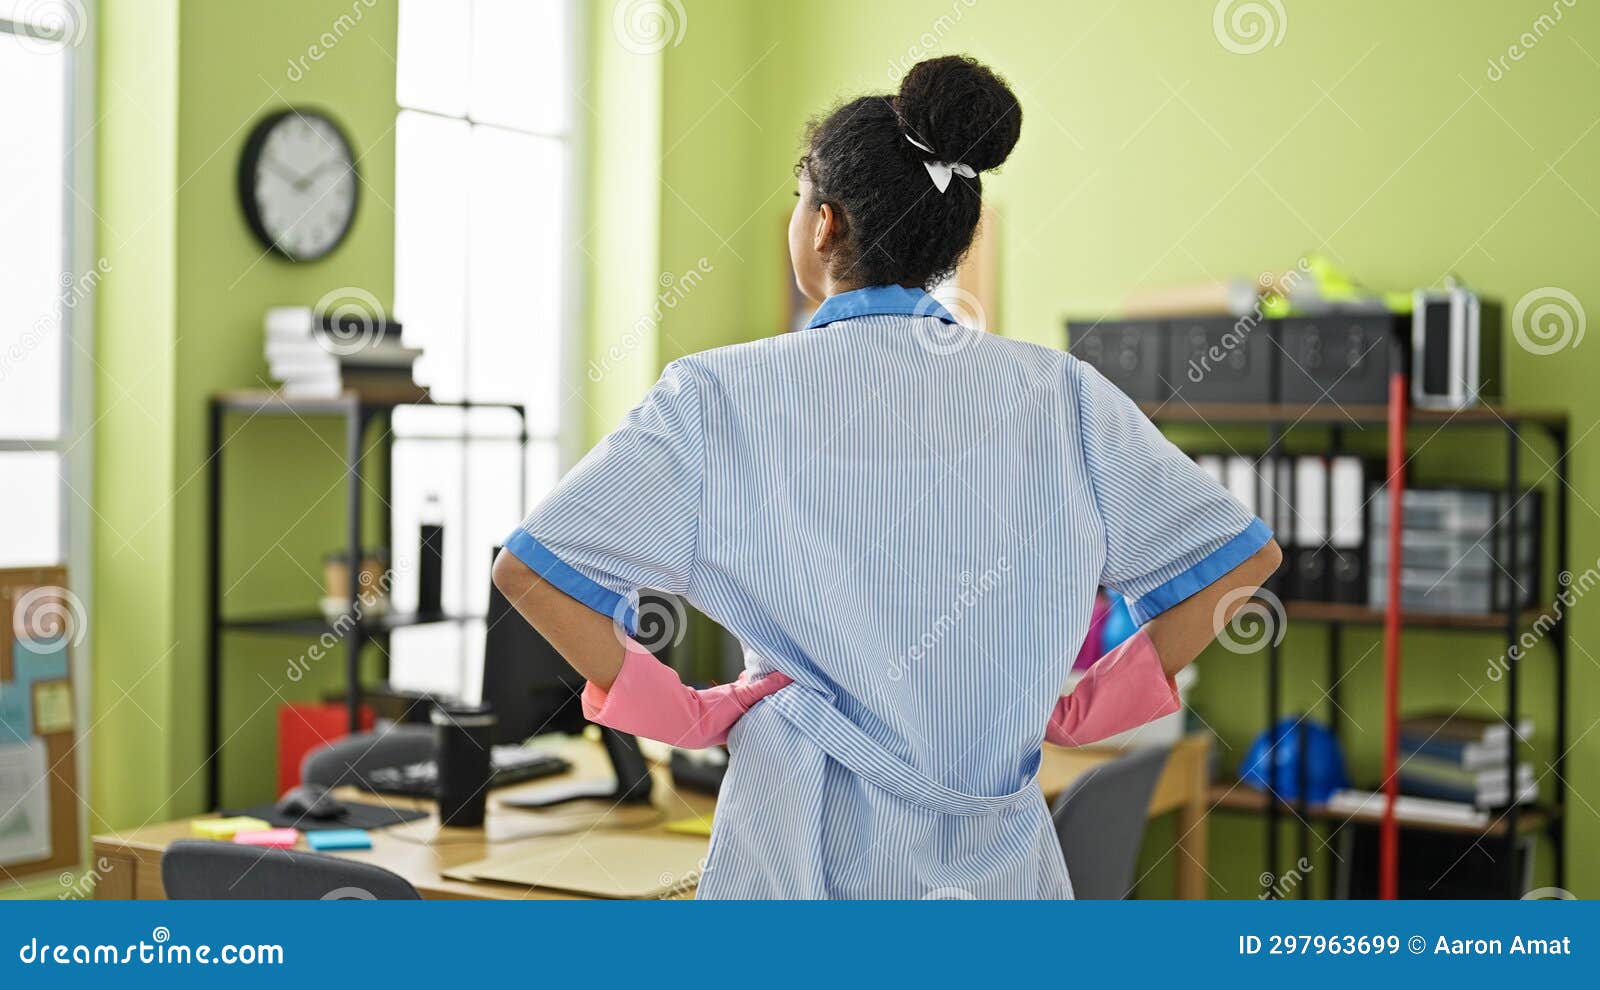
[94, 0, 398, 824]
[633, 0, 1600, 895]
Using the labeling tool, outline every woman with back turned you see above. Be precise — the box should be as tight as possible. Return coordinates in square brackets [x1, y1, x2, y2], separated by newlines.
[495, 55, 1280, 899]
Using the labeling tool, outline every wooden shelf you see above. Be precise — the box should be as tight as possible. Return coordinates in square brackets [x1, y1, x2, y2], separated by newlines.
[1284, 600, 1555, 632]
[1207, 784, 1554, 837]
[1140, 401, 1567, 428]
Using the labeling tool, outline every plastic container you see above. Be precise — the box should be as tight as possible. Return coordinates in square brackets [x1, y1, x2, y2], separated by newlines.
[1368, 527, 1537, 574]
[1368, 566, 1531, 614]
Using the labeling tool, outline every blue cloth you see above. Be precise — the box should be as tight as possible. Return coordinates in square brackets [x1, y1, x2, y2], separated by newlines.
[506, 285, 1268, 898]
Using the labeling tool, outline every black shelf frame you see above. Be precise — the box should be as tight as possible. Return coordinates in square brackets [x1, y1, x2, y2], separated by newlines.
[204, 391, 530, 807]
[1145, 402, 1569, 900]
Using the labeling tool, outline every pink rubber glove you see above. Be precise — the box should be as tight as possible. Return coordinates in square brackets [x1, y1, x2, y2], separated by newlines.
[1046, 628, 1181, 747]
[581, 641, 794, 748]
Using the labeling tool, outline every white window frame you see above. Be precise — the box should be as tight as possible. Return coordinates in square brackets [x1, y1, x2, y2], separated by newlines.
[393, 0, 585, 473]
[0, 0, 96, 860]
[389, 0, 585, 698]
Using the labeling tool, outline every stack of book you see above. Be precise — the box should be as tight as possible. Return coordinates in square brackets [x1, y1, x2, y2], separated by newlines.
[265, 307, 427, 401]
[1324, 788, 1490, 829]
[1398, 711, 1537, 809]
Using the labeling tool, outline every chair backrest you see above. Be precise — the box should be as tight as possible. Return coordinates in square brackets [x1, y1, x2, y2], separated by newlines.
[161, 840, 420, 900]
[1049, 744, 1172, 899]
[300, 723, 436, 789]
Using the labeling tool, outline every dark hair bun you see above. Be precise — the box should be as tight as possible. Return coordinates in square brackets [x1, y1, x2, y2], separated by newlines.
[896, 55, 1022, 173]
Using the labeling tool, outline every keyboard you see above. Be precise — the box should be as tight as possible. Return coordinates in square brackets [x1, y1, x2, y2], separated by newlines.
[361, 745, 572, 798]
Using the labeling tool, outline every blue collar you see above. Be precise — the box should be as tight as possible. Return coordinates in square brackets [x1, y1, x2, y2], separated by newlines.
[805, 285, 957, 330]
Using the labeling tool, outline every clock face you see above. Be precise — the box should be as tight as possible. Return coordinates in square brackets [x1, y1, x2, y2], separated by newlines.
[238, 110, 359, 261]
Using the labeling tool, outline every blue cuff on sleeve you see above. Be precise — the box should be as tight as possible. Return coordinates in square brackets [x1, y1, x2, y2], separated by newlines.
[1126, 518, 1275, 625]
[501, 528, 638, 634]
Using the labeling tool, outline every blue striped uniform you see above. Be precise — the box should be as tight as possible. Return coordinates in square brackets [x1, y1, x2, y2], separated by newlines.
[505, 285, 1269, 898]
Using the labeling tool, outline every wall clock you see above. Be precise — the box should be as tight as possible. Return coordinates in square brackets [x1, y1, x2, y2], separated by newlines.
[237, 108, 359, 261]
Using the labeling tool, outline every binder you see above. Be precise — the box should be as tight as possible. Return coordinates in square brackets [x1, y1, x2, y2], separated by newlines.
[1290, 456, 1328, 600]
[1328, 457, 1366, 603]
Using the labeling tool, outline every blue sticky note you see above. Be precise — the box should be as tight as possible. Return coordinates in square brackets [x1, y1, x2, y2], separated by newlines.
[15, 639, 69, 684]
[0, 679, 28, 739]
[2, 639, 74, 740]
[306, 829, 372, 851]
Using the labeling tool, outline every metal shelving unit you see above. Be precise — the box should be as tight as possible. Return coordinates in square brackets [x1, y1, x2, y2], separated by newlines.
[1142, 400, 1568, 899]
[204, 390, 529, 807]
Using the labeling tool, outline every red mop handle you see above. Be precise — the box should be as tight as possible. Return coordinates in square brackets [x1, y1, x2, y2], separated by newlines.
[1380, 372, 1408, 900]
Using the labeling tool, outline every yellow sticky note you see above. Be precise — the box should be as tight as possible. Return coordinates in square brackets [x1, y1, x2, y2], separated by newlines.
[32, 679, 74, 734]
[192, 816, 271, 839]
[663, 815, 713, 837]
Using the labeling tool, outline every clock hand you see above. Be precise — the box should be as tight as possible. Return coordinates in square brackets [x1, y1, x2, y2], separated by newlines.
[260, 157, 308, 190]
[301, 157, 352, 186]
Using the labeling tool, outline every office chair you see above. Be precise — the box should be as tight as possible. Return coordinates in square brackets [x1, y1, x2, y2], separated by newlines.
[1049, 743, 1173, 899]
[161, 840, 420, 899]
[300, 723, 435, 789]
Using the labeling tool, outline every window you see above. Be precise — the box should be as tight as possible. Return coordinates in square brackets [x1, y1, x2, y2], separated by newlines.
[388, 0, 578, 698]
[0, 4, 91, 570]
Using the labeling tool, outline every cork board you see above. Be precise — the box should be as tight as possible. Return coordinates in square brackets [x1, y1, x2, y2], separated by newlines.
[0, 567, 82, 882]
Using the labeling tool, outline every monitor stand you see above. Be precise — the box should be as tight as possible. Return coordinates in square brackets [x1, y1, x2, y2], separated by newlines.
[501, 727, 654, 809]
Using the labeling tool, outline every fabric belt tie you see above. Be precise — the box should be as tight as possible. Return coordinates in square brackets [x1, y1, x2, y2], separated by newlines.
[766, 685, 1039, 817]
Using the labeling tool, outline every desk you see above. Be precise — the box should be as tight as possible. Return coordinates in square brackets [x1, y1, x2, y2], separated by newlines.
[92, 732, 1211, 900]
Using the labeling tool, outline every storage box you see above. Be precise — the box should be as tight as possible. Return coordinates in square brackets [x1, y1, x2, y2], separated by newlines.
[1166, 315, 1275, 404]
[1066, 318, 1167, 402]
[278, 701, 375, 795]
[1277, 314, 1398, 405]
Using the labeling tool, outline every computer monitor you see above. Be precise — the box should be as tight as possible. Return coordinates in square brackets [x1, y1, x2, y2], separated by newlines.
[482, 548, 652, 806]
[482, 553, 588, 745]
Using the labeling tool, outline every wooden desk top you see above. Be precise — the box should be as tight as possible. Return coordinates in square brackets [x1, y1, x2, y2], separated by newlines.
[94, 732, 1210, 900]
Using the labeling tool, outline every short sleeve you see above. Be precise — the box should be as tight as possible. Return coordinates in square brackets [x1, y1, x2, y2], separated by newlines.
[502, 360, 704, 634]
[1073, 359, 1273, 625]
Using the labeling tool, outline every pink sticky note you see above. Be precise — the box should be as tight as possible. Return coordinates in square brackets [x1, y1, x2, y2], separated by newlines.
[232, 828, 299, 849]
